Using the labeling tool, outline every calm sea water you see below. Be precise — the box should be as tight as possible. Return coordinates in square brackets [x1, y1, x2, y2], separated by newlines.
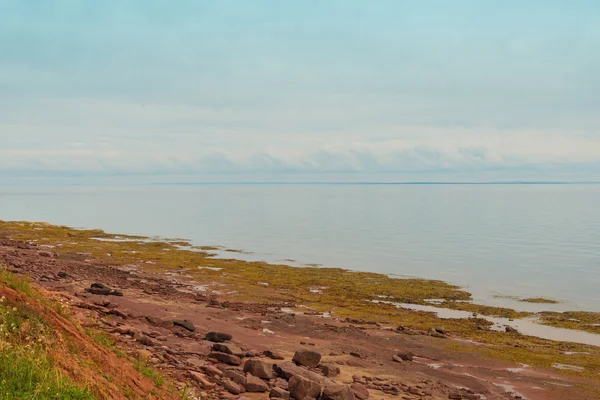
[1, 184, 599, 311]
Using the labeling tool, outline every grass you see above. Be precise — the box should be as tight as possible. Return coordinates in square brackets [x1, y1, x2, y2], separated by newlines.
[134, 358, 164, 388]
[520, 297, 560, 304]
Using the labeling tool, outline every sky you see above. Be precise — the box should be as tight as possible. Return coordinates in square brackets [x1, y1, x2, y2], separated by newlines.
[1, 0, 600, 183]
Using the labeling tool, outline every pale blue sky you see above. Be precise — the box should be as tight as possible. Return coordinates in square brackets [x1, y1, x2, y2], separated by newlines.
[1, 1, 599, 182]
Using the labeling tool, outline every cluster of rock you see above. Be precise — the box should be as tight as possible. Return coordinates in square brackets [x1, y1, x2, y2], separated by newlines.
[191, 342, 365, 400]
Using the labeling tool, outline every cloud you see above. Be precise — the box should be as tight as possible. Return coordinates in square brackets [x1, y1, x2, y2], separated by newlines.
[1, 1, 600, 182]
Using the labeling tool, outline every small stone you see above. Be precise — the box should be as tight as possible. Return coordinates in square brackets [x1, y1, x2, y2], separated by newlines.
[392, 355, 403, 363]
[270, 387, 291, 399]
[203, 365, 224, 377]
[223, 379, 243, 395]
[245, 374, 269, 392]
[214, 343, 245, 357]
[264, 350, 285, 360]
[448, 393, 463, 400]
[136, 335, 155, 347]
[91, 283, 108, 289]
[173, 319, 196, 332]
[292, 350, 322, 368]
[397, 352, 413, 361]
[288, 375, 323, 400]
[188, 371, 216, 389]
[350, 383, 369, 400]
[225, 369, 247, 386]
[349, 352, 362, 358]
[88, 287, 112, 295]
[321, 364, 340, 377]
[321, 384, 356, 400]
[243, 359, 274, 379]
[209, 352, 242, 366]
[206, 332, 233, 342]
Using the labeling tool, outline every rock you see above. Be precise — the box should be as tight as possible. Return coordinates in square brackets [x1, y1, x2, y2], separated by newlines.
[136, 349, 153, 360]
[113, 325, 136, 335]
[136, 335, 156, 346]
[320, 364, 340, 377]
[292, 350, 322, 368]
[433, 327, 446, 334]
[173, 319, 196, 332]
[349, 352, 361, 358]
[273, 362, 330, 385]
[245, 374, 270, 392]
[223, 379, 243, 395]
[244, 359, 274, 379]
[88, 287, 112, 296]
[505, 326, 518, 333]
[320, 384, 355, 400]
[91, 283, 108, 289]
[57, 271, 71, 279]
[288, 375, 323, 400]
[206, 332, 233, 342]
[203, 365, 224, 377]
[448, 393, 463, 400]
[225, 370, 247, 386]
[188, 371, 216, 389]
[274, 378, 289, 389]
[350, 383, 369, 400]
[209, 352, 242, 366]
[391, 355, 403, 363]
[264, 350, 285, 360]
[213, 343, 245, 357]
[110, 290, 124, 297]
[397, 352, 413, 361]
[270, 387, 291, 399]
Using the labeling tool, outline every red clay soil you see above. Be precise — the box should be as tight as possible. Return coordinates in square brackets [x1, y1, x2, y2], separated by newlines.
[0, 238, 597, 400]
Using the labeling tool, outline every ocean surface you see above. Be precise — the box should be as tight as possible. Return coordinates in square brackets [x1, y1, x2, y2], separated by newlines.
[1, 183, 599, 312]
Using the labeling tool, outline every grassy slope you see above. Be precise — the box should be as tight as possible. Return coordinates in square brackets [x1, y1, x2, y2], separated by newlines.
[0, 268, 178, 400]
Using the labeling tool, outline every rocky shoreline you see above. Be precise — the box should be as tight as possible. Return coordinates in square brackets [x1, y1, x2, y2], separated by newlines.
[1, 221, 600, 399]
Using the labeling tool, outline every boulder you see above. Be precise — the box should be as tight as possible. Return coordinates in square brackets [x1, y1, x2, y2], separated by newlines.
[321, 364, 340, 377]
[288, 375, 323, 400]
[350, 383, 369, 400]
[209, 352, 242, 366]
[173, 319, 196, 332]
[243, 359, 274, 379]
[320, 384, 355, 400]
[245, 374, 270, 392]
[270, 387, 291, 399]
[292, 350, 322, 368]
[213, 343, 245, 357]
[206, 332, 233, 342]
